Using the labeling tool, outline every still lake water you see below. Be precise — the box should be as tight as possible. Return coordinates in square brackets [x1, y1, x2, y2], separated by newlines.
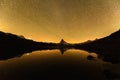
[0, 49, 118, 80]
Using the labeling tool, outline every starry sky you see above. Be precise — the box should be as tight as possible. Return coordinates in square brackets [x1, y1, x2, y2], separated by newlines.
[0, 0, 120, 43]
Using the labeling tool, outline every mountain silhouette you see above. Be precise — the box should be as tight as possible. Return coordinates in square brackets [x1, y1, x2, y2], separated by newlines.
[74, 29, 120, 63]
[108, 29, 120, 38]
[0, 31, 73, 60]
[0, 29, 120, 62]
[0, 31, 59, 60]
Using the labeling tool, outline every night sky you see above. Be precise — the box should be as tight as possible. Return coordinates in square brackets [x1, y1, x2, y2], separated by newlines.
[0, 0, 120, 43]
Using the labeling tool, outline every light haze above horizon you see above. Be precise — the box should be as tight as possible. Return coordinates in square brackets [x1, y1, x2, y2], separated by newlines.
[0, 0, 120, 43]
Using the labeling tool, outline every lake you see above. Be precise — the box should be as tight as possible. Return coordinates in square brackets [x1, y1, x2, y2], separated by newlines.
[0, 49, 119, 80]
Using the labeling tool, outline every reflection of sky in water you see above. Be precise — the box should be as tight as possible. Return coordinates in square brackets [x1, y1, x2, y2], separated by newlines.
[0, 49, 119, 80]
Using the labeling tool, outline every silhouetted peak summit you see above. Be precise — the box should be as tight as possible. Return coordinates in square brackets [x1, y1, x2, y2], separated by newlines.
[60, 39, 68, 44]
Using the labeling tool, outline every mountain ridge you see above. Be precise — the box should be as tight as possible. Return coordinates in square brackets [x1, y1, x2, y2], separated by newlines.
[0, 29, 120, 60]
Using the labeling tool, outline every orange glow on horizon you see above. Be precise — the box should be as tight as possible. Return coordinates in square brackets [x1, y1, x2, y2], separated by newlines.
[0, 0, 120, 43]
